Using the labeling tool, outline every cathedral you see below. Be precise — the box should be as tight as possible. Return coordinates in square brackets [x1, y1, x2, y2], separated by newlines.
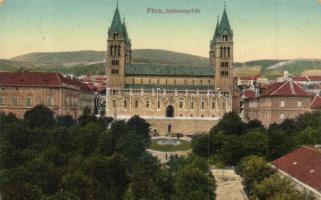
[105, 4, 240, 135]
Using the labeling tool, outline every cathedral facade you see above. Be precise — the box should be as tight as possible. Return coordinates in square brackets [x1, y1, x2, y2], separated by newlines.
[105, 5, 239, 135]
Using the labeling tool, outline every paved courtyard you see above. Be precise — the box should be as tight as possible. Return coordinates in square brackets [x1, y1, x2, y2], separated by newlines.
[212, 169, 248, 200]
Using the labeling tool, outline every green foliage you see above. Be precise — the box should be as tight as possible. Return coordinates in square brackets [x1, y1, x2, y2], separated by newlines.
[192, 134, 215, 157]
[211, 112, 244, 135]
[240, 129, 268, 157]
[235, 156, 275, 196]
[252, 174, 316, 200]
[193, 111, 321, 166]
[168, 156, 216, 200]
[24, 105, 55, 128]
[0, 109, 216, 199]
[193, 112, 268, 166]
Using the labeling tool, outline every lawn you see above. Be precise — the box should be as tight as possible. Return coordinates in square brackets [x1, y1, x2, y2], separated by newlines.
[149, 139, 191, 152]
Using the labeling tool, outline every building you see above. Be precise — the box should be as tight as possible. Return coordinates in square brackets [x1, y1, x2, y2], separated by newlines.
[293, 75, 321, 86]
[272, 146, 321, 200]
[105, 5, 240, 135]
[237, 75, 261, 87]
[243, 79, 313, 126]
[0, 72, 95, 119]
[79, 75, 107, 92]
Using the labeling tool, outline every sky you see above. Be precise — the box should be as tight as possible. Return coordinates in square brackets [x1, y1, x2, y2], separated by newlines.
[0, 0, 321, 62]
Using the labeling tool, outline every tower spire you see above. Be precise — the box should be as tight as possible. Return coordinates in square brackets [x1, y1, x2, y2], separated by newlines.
[108, 3, 123, 34]
[219, 4, 233, 36]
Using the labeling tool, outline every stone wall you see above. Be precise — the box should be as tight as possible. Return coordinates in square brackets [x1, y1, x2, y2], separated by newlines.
[146, 118, 219, 136]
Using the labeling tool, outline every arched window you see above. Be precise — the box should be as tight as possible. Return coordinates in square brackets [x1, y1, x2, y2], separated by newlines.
[135, 100, 138, 108]
[113, 46, 117, 56]
[132, 78, 134, 84]
[118, 45, 121, 56]
[110, 45, 113, 56]
[166, 105, 174, 118]
[223, 35, 228, 41]
[201, 101, 205, 110]
[227, 47, 230, 57]
[124, 100, 127, 108]
[220, 47, 223, 58]
[212, 101, 215, 109]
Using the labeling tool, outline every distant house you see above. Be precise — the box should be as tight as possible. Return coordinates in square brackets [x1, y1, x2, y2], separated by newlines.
[293, 76, 321, 86]
[272, 146, 321, 199]
[79, 75, 107, 92]
[237, 75, 261, 87]
[243, 79, 314, 126]
[0, 72, 95, 118]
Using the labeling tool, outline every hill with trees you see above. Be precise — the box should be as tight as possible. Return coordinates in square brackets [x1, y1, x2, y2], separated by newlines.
[1, 50, 321, 77]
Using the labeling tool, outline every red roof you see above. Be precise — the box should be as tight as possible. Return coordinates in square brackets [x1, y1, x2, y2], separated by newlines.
[242, 90, 256, 99]
[308, 76, 321, 81]
[0, 72, 92, 92]
[260, 81, 312, 97]
[293, 76, 321, 82]
[272, 146, 321, 193]
[311, 96, 321, 109]
[293, 76, 309, 82]
[239, 75, 261, 81]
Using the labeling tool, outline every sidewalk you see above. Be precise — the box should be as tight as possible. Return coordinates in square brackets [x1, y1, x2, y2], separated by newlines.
[212, 169, 248, 200]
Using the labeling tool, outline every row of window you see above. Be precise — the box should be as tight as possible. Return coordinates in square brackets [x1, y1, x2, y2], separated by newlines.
[0, 96, 33, 106]
[220, 71, 229, 77]
[220, 47, 231, 58]
[249, 100, 303, 108]
[0, 96, 93, 108]
[221, 62, 229, 68]
[131, 78, 213, 85]
[111, 69, 119, 74]
[118, 100, 218, 110]
[111, 60, 119, 66]
[280, 100, 302, 108]
[109, 45, 121, 57]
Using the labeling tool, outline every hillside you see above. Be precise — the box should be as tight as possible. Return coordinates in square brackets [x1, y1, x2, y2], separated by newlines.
[2, 50, 321, 77]
[10, 49, 208, 68]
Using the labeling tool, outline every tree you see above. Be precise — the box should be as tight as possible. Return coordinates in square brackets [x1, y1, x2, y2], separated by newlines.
[24, 105, 55, 128]
[56, 115, 75, 127]
[211, 112, 244, 136]
[192, 134, 215, 158]
[220, 135, 243, 166]
[241, 128, 268, 158]
[235, 156, 275, 196]
[244, 119, 264, 131]
[252, 174, 316, 200]
[173, 165, 215, 200]
[125, 153, 163, 200]
[294, 127, 321, 147]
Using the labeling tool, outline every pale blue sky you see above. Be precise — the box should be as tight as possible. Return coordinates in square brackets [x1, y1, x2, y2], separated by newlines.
[0, 0, 320, 61]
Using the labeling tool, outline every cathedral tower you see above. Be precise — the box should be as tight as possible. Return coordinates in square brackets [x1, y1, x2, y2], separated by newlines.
[106, 4, 131, 89]
[210, 6, 234, 95]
